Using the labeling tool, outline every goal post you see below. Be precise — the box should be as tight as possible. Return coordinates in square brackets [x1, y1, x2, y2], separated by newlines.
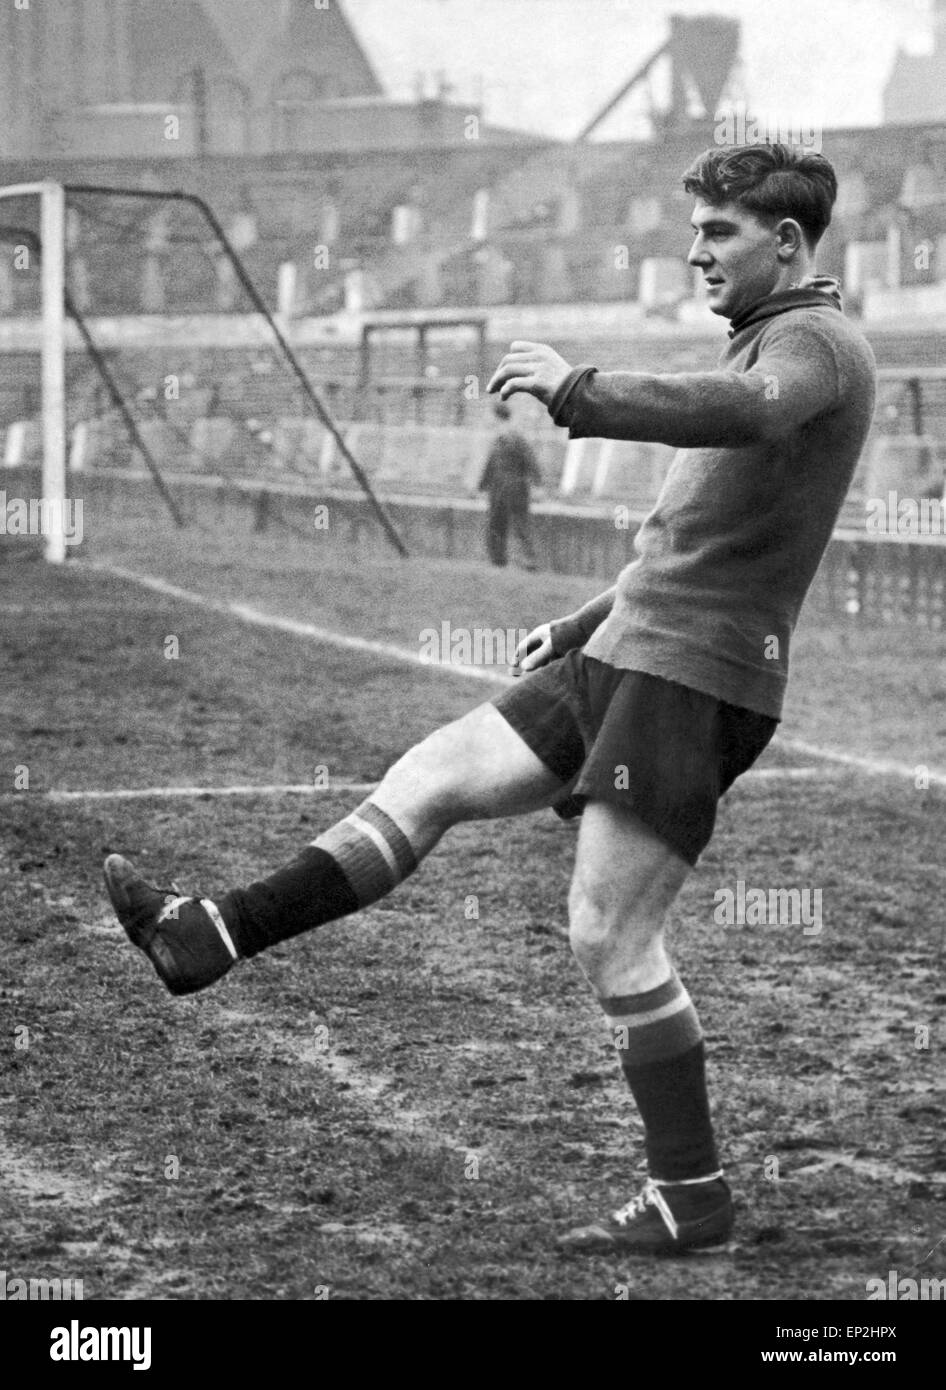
[0, 181, 67, 563]
[0, 179, 409, 562]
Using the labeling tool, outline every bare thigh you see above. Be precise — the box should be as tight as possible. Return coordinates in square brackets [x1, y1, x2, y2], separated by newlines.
[371, 700, 573, 849]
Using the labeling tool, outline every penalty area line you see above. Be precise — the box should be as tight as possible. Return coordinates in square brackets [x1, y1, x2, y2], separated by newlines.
[0, 782, 378, 804]
[0, 767, 840, 803]
[78, 561, 946, 787]
[79, 560, 509, 685]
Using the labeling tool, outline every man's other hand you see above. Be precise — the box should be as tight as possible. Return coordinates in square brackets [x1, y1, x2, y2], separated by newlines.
[511, 622, 555, 676]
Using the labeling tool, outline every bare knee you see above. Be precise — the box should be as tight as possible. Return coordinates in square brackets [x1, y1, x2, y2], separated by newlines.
[568, 872, 663, 996]
[375, 723, 472, 836]
[377, 733, 458, 828]
[567, 803, 691, 996]
[567, 873, 625, 979]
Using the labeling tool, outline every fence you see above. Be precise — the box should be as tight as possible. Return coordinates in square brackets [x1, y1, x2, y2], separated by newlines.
[9, 465, 942, 631]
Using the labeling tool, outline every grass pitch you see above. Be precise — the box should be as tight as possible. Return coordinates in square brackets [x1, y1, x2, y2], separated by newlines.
[1, 507, 944, 1301]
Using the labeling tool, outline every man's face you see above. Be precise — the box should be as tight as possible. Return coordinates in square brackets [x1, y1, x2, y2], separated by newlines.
[687, 198, 787, 320]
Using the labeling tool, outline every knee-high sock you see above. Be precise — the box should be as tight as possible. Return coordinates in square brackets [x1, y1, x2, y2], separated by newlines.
[219, 800, 419, 958]
[600, 971, 721, 1183]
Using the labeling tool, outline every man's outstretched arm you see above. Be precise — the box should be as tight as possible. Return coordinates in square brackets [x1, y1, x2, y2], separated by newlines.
[488, 331, 843, 448]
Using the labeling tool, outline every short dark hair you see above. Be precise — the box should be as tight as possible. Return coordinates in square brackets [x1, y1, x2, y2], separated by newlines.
[682, 143, 837, 246]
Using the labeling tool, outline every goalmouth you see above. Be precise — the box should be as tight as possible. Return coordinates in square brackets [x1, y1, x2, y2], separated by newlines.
[0, 178, 409, 566]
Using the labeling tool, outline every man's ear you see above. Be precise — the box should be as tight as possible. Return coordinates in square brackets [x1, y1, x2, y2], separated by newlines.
[775, 218, 806, 261]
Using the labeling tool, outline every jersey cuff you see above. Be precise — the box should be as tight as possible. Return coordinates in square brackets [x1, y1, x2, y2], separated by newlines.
[549, 364, 597, 428]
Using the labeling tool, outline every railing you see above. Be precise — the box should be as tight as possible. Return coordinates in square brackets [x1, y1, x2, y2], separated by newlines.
[815, 529, 946, 629]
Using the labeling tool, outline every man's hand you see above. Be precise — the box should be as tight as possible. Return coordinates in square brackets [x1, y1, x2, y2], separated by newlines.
[486, 341, 572, 407]
[511, 622, 555, 677]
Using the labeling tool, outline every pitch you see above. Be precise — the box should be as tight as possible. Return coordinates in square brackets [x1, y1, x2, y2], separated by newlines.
[0, 508, 943, 1300]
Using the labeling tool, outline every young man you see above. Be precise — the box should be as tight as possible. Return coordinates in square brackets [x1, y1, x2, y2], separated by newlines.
[103, 144, 877, 1255]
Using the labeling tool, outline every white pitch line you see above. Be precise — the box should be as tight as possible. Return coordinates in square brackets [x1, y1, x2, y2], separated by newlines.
[1, 768, 834, 805]
[2, 782, 378, 804]
[776, 736, 946, 788]
[210, 1005, 490, 1161]
[739, 766, 832, 782]
[0, 1136, 118, 1209]
[79, 561, 946, 787]
[81, 560, 510, 686]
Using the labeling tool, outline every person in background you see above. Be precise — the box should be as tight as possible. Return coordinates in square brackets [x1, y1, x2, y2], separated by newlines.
[478, 400, 543, 569]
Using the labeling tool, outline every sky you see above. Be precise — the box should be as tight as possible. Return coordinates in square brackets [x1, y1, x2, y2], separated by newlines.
[343, 0, 940, 138]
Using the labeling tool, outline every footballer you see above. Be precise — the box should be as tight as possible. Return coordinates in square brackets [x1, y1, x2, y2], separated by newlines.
[103, 143, 877, 1255]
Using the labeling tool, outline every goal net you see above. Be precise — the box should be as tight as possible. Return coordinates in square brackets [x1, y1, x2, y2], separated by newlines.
[0, 180, 409, 568]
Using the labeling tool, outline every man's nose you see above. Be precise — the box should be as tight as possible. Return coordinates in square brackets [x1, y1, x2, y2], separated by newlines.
[688, 238, 711, 268]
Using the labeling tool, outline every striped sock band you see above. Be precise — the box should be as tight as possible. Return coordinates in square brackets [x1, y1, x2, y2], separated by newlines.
[601, 970, 720, 1182]
[220, 801, 419, 959]
[602, 971, 702, 1067]
[313, 800, 418, 907]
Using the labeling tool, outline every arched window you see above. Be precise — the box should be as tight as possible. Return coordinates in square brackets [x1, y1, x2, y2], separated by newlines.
[271, 69, 326, 150]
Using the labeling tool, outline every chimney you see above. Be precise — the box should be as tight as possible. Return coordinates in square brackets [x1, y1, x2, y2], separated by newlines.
[936, 0, 946, 49]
